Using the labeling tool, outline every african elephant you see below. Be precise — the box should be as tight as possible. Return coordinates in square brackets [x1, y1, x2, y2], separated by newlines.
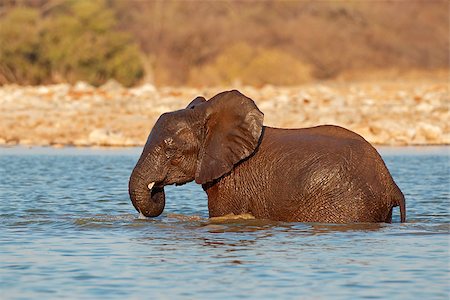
[129, 90, 405, 223]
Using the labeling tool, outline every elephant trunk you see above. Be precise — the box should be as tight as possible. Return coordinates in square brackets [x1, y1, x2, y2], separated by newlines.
[128, 167, 165, 217]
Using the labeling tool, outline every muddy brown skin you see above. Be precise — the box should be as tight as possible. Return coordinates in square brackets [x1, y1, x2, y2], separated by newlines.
[129, 90, 405, 223]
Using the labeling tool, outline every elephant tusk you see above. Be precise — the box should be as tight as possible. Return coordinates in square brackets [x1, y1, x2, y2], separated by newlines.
[147, 182, 155, 190]
[138, 210, 148, 219]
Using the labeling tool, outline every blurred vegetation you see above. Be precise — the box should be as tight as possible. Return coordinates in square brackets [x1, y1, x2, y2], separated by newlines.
[0, 0, 143, 86]
[189, 43, 312, 86]
[0, 0, 448, 87]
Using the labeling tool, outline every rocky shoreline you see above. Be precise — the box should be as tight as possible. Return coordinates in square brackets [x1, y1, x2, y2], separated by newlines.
[0, 79, 448, 147]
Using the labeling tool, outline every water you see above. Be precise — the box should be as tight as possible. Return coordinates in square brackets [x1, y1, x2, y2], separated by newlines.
[0, 146, 449, 299]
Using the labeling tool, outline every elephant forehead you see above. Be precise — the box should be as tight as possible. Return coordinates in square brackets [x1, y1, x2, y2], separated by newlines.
[153, 113, 183, 132]
[150, 112, 191, 143]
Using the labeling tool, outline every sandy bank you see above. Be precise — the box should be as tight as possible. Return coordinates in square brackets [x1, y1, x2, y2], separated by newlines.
[0, 79, 448, 147]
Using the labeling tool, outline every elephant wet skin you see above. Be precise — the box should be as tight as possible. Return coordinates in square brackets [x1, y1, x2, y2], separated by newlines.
[129, 90, 405, 223]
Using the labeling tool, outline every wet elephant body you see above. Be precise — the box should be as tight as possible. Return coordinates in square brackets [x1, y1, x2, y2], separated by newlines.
[129, 90, 405, 223]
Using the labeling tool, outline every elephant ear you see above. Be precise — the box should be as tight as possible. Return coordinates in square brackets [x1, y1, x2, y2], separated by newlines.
[186, 96, 206, 109]
[195, 90, 264, 184]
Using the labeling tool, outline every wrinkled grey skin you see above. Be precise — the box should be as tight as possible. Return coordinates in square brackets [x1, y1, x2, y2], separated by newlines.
[129, 90, 405, 223]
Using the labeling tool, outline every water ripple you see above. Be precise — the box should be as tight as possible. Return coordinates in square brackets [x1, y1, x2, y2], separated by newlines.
[0, 146, 449, 299]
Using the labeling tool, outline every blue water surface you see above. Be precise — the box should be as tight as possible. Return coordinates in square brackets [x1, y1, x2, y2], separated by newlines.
[0, 146, 449, 299]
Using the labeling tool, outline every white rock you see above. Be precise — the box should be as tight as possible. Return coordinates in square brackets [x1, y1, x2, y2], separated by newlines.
[88, 129, 126, 146]
[130, 83, 157, 97]
[417, 122, 442, 141]
[36, 86, 50, 95]
[73, 81, 94, 92]
[99, 79, 124, 92]
[415, 103, 434, 114]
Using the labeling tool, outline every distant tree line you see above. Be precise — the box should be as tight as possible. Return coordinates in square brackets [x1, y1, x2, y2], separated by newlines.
[0, 0, 448, 87]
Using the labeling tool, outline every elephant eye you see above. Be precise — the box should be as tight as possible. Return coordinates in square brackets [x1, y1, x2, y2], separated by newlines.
[165, 146, 177, 157]
[170, 155, 182, 166]
[166, 142, 182, 158]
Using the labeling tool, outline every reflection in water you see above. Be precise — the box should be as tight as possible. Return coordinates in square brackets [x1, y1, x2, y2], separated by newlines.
[0, 147, 449, 299]
[310, 223, 386, 234]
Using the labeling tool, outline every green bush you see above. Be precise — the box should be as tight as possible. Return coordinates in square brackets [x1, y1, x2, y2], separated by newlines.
[0, 7, 49, 84]
[0, 1, 144, 86]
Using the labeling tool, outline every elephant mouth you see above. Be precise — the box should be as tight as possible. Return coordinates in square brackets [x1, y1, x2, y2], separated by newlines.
[129, 176, 166, 218]
[141, 184, 165, 217]
[147, 181, 166, 190]
[146, 181, 166, 198]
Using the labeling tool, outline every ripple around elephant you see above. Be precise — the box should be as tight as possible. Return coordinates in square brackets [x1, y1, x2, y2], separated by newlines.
[129, 90, 405, 223]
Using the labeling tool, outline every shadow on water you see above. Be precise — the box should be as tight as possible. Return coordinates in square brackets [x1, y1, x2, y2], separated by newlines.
[308, 222, 386, 234]
[199, 219, 387, 235]
[72, 212, 390, 235]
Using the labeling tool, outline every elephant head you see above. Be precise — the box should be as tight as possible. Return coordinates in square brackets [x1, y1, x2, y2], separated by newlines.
[128, 90, 264, 217]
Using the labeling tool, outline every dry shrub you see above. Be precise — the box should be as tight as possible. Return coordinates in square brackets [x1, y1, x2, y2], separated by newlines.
[189, 43, 312, 86]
